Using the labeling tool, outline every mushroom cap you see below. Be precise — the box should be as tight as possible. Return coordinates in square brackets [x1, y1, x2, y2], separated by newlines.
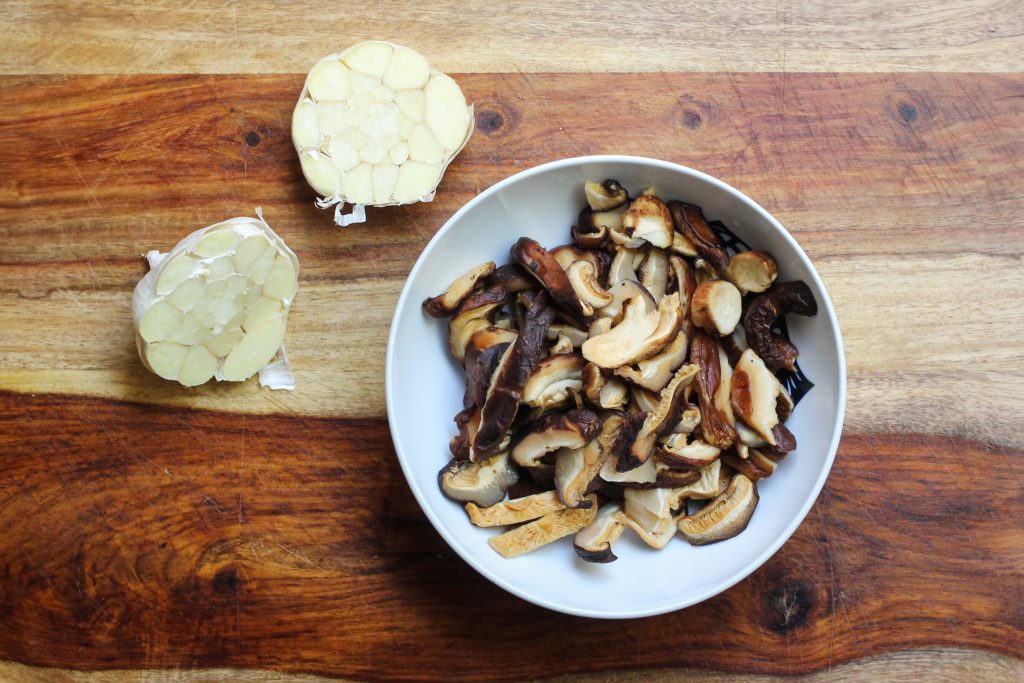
[678, 473, 759, 545]
[521, 353, 586, 408]
[510, 409, 601, 468]
[438, 452, 519, 508]
[573, 500, 626, 563]
[422, 261, 496, 317]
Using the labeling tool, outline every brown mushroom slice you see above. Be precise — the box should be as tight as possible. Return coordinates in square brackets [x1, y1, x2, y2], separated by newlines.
[614, 329, 687, 392]
[465, 490, 566, 527]
[438, 452, 519, 508]
[691, 280, 742, 336]
[621, 487, 687, 549]
[422, 261, 496, 318]
[730, 348, 784, 445]
[555, 412, 631, 507]
[724, 250, 778, 295]
[566, 261, 613, 316]
[511, 237, 589, 323]
[573, 500, 626, 563]
[522, 354, 586, 409]
[576, 205, 627, 248]
[449, 302, 504, 362]
[668, 201, 729, 271]
[624, 363, 699, 470]
[449, 407, 479, 460]
[612, 195, 674, 249]
[546, 324, 589, 348]
[581, 362, 605, 405]
[550, 245, 609, 275]
[474, 291, 555, 457]
[722, 449, 778, 482]
[639, 248, 669, 302]
[510, 409, 600, 467]
[678, 473, 758, 545]
[650, 463, 702, 488]
[488, 494, 598, 558]
[585, 179, 629, 211]
[583, 292, 682, 369]
[658, 433, 721, 470]
[486, 263, 537, 293]
[691, 331, 737, 449]
[464, 339, 513, 410]
[744, 281, 818, 372]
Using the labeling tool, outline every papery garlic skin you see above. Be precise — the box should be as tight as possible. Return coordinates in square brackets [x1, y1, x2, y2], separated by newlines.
[292, 41, 474, 226]
[132, 211, 299, 388]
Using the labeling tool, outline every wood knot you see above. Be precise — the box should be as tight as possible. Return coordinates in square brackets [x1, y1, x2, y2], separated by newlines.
[681, 109, 703, 130]
[674, 94, 716, 131]
[889, 90, 934, 131]
[475, 101, 515, 137]
[764, 580, 814, 633]
[212, 566, 241, 594]
[245, 131, 262, 147]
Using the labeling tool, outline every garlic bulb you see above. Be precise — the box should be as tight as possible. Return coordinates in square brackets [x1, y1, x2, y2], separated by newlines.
[292, 41, 474, 226]
[131, 211, 299, 388]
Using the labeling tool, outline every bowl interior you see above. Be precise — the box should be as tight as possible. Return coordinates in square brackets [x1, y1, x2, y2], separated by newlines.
[386, 157, 845, 618]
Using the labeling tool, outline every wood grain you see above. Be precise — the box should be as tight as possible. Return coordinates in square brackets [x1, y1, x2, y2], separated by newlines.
[0, 391, 1021, 680]
[2, 649, 1023, 682]
[1, 73, 1022, 448]
[1, 1, 1022, 74]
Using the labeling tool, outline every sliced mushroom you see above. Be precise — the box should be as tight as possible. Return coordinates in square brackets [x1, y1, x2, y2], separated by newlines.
[589, 315, 613, 337]
[474, 291, 554, 457]
[672, 405, 702, 434]
[486, 263, 538, 293]
[546, 323, 589, 347]
[511, 237, 589, 323]
[624, 363, 699, 471]
[585, 179, 629, 211]
[691, 280, 742, 336]
[668, 201, 729, 271]
[612, 195, 673, 249]
[599, 377, 629, 409]
[422, 261, 496, 317]
[510, 409, 601, 467]
[673, 459, 722, 500]
[730, 348, 784, 445]
[658, 433, 721, 470]
[449, 301, 503, 362]
[438, 452, 519, 508]
[583, 292, 682, 369]
[465, 490, 566, 527]
[639, 247, 669, 301]
[601, 455, 657, 484]
[555, 411, 631, 507]
[723, 250, 778, 295]
[464, 338, 513, 410]
[597, 278, 654, 324]
[521, 353, 585, 409]
[575, 205, 628, 248]
[449, 407, 479, 460]
[714, 342, 738, 433]
[549, 333, 574, 356]
[743, 281, 818, 372]
[606, 246, 640, 288]
[621, 487, 687, 549]
[671, 230, 698, 257]
[722, 449, 778, 481]
[614, 328, 687, 392]
[573, 500, 626, 563]
[693, 258, 717, 285]
[488, 495, 598, 558]
[551, 245, 609, 277]
[678, 473, 758, 545]
[566, 260, 613, 315]
[454, 284, 509, 316]
[691, 331, 737, 449]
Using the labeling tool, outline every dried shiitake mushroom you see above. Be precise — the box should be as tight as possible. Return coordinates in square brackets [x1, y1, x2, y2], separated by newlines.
[423, 179, 817, 561]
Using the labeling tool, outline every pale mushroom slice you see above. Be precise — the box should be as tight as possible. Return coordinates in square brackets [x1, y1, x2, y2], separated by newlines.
[422, 261, 496, 317]
[292, 41, 474, 226]
[565, 260, 613, 315]
[546, 324, 589, 348]
[658, 433, 721, 470]
[611, 195, 673, 249]
[625, 364, 699, 470]
[639, 247, 669, 302]
[488, 495, 598, 558]
[582, 292, 682, 369]
[678, 473, 759, 545]
[573, 501, 627, 563]
[521, 354, 586, 409]
[439, 452, 519, 508]
[584, 179, 629, 211]
[730, 348, 784, 445]
[621, 487, 688, 549]
[674, 459, 723, 500]
[510, 409, 600, 467]
[132, 212, 299, 388]
[691, 280, 743, 336]
[465, 490, 566, 527]
[555, 412, 631, 507]
[614, 328, 688, 392]
[723, 250, 778, 295]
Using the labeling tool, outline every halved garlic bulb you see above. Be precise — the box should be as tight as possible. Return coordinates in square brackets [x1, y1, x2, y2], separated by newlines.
[131, 211, 299, 388]
[292, 41, 474, 225]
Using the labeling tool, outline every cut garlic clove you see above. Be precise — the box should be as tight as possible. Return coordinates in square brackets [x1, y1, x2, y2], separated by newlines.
[132, 212, 299, 388]
[342, 41, 393, 79]
[293, 41, 474, 224]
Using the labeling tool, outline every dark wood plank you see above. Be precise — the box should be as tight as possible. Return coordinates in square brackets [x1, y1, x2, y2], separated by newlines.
[0, 391, 1020, 680]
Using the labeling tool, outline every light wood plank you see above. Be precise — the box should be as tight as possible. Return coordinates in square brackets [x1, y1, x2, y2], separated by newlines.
[1, 1, 1022, 75]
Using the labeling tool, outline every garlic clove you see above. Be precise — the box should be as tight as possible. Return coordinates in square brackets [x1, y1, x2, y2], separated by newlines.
[424, 74, 470, 151]
[222, 317, 287, 382]
[393, 160, 441, 202]
[307, 59, 351, 101]
[342, 41, 394, 79]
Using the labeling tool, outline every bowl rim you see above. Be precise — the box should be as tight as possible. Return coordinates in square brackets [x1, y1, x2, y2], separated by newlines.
[385, 155, 847, 618]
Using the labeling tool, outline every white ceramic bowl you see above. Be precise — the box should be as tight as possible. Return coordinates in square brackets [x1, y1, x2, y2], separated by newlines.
[386, 156, 845, 618]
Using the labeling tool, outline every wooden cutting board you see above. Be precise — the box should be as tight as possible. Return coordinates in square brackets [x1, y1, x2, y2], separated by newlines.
[1, 3, 1022, 681]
